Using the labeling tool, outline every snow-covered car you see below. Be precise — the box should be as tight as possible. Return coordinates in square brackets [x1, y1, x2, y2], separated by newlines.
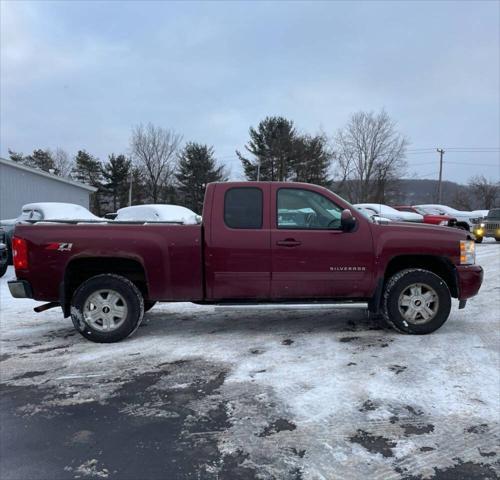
[18, 202, 101, 222]
[115, 204, 201, 224]
[415, 204, 482, 231]
[472, 210, 489, 219]
[0, 203, 100, 264]
[355, 206, 392, 223]
[354, 203, 423, 223]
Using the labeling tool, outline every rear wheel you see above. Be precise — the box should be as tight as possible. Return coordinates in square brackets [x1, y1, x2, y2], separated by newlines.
[496, 237, 500, 242]
[0, 262, 7, 278]
[71, 274, 144, 343]
[383, 269, 451, 334]
[475, 236, 483, 243]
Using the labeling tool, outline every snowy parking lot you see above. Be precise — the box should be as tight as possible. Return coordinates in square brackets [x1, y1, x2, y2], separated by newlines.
[0, 242, 499, 480]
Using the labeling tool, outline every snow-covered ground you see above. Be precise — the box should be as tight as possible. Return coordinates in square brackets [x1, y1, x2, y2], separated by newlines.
[1, 242, 499, 479]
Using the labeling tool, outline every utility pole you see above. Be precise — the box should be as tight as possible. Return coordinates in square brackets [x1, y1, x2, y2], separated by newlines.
[437, 148, 445, 203]
[128, 170, 133, 206]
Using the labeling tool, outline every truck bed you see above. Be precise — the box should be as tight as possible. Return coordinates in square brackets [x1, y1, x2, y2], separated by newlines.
[13, 222, 204, 302]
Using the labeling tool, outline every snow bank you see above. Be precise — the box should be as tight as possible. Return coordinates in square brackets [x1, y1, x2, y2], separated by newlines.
[115, 205, 201, 224]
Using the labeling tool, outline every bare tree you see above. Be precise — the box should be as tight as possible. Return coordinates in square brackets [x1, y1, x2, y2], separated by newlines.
[53, 148, 74, 178]
[130, 123, 182, 203]
[333, 110, 408, 203]
[468, 175, 499, 209]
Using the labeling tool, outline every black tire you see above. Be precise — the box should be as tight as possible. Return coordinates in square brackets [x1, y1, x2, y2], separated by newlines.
[496, 237, 500, 242]
[144, 301, 156, 312]
[382, 268, 451, 334]
[71, 274, 144, 343]
[0, 262, 7, 278]
[475, 236, 483, 243]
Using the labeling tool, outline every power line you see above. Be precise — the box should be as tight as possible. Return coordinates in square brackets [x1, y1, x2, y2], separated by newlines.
[445, 161, 499, 166]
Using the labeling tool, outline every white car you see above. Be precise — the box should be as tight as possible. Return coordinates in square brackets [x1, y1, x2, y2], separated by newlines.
[18, 202, 101, 222]
[355, 206, 392, 223]
[415, 204, 482, 230]
[472, 210, 489, 219]
[355, 203, 423, 223]
[115, 204, 201, 224]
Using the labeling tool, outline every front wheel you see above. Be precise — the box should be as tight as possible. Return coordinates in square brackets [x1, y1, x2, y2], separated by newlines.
[0, 262, 7, 278]
[383, 269, 451, 334]
[475, 236, 483, 243]
[71, 274, 144, 343]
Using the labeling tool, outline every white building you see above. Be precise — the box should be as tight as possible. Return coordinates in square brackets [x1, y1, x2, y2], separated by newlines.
[0, 157, 97, 219]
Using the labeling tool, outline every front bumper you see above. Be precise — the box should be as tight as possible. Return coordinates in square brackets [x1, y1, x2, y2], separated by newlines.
[456, 265, 483, 301]
[8, 280, 33, 299]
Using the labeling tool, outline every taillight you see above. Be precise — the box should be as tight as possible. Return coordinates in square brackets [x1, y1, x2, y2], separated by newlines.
[12, 237, 29, 270]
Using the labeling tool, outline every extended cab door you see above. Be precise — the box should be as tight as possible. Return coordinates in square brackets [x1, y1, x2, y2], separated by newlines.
[204, 183, 271, 300]
[270, 184, 374, 299]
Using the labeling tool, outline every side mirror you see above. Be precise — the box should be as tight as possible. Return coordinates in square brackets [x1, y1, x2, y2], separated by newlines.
[341, 209, 356, 232]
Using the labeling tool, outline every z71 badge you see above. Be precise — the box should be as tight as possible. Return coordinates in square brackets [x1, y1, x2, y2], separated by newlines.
[45, 242, 73, 252]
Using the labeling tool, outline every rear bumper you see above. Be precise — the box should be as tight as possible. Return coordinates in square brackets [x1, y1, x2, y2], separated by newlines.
[456, 265, 483, 301]
[8, 280, 33, 299]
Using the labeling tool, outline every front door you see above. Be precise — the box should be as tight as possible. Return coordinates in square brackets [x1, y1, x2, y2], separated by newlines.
[271, 186, 374, 299]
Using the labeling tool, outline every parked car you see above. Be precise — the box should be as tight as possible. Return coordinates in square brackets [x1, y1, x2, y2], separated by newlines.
[393, 205, 456, 227]
[0, 228, 8, 277]
[0, 203, 100, 264]
[472, 208, 500, 243]
[115, 204, 201, 224]
[355, 206, 392, 223]
[8, 181, 483, 343]
[354, 203, 424, 223]
[415, 204, 482, 231]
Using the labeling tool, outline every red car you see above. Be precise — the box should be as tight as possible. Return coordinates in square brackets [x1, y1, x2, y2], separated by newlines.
[393, 206, 455, 226]
[9, 182, 482, 342]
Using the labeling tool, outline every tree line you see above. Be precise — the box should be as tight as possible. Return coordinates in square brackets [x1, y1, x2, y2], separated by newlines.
[7, 110, 499, 214]
[8, 127, 228, 215]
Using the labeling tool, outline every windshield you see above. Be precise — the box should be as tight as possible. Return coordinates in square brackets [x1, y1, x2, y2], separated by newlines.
[487, 209, 500, 219]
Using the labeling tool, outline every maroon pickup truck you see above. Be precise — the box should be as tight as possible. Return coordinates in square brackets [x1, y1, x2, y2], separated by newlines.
[8, 182, 483, 343]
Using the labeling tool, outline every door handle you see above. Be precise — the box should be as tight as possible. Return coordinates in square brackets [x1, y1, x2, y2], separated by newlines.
[276, 239, 302, 247]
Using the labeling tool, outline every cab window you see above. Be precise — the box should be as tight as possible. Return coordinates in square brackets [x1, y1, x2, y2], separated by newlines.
[224, 187, 263, 229]
[277, 188, 343, 229]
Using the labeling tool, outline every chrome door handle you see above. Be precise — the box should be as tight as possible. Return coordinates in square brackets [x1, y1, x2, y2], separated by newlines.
[276, 239, 302, 247]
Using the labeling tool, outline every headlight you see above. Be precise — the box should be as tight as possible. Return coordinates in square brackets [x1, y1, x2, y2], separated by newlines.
[480, 223, 485, 228]
[460, 240, 475, 265]
[439, 220, 448, 226]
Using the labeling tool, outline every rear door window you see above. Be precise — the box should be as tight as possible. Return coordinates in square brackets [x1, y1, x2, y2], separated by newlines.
[224, 188, 263, 229]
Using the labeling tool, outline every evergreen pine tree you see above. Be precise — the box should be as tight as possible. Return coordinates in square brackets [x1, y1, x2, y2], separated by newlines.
[176, 143, 227, 213]
[23, 149, 57, 173]
[8, 149, 24, 163]
[237, 116, 297, 181]
[292, 134, 332, 187]
[72, 150, 104, 215]
[102, 154, 131, 211]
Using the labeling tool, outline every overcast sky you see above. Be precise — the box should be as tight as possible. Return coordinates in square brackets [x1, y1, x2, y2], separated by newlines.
[1, 0, 499, 184]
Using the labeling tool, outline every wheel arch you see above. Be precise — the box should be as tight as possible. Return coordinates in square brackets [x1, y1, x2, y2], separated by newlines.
[61, 257, 149, 317]
[383, 254, 458, 299]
